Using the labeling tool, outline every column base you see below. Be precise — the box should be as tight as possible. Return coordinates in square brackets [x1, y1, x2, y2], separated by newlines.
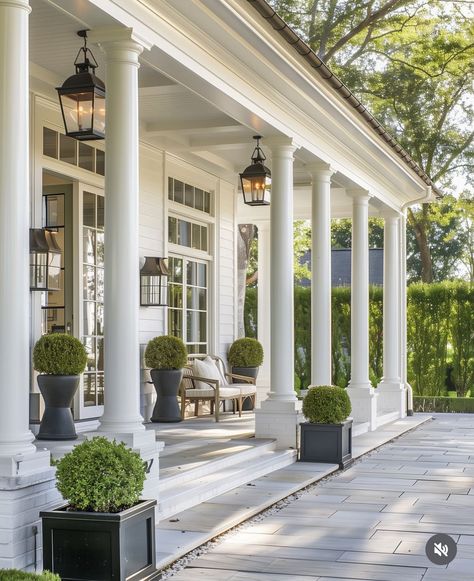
[255, 399, 303, 449]
[0, 449, 51, 478]
[0, 468, 59, 570]
[84, 430, 164, 503]
[345, 386, 378, 431]
[377, 381, 406, 419]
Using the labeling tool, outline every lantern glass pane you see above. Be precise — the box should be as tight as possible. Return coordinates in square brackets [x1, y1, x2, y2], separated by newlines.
[31, 252, 48, 289]
[62, 92, 94, 134]
[94, 92, 106, 136]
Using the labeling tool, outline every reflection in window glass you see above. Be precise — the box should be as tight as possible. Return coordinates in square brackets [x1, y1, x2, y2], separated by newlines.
[79, 142, 95, 172]
[59, 134, 77, 165]
[83, 192, 95, 227]
[96, 150, 105, 176]
[43, 127, 58, 159]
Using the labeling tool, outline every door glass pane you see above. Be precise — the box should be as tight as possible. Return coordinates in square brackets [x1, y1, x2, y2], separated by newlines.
[83, 374, 96, 406]
[96, 232, 104, 267]
[83, 302, 96, 336]
[83, 266, 96, 300]
[96, 268, 104, 302]
[83, 229, 95, 264]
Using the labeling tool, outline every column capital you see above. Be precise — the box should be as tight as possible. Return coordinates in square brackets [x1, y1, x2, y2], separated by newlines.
[265, 136, 297, 157]
[347, 188, 371, 204]
[89, 27, 151, 57]
[0, 0, 31, 11]
[306, 161, 335, 181]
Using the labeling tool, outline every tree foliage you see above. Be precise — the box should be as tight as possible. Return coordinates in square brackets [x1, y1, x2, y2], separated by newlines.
[269, 0, 474, 281]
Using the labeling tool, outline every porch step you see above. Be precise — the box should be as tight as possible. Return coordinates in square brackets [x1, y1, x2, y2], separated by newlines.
[158, 447, 297, 519]
[160, 438, 277, 493]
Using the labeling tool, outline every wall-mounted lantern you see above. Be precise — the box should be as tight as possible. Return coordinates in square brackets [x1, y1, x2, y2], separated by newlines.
[30, 229, 62, 291]
[140, 257, 169, 307]
[239, 135, 271, 206]
[57, 30, 106, 141]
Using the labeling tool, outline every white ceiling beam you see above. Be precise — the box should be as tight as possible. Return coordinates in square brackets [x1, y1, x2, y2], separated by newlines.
[143, 118, 243, 136]
[139, 85, 187, 97]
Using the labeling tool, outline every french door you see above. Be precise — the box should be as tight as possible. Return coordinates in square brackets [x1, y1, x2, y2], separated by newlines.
[75, 184, 105, 419]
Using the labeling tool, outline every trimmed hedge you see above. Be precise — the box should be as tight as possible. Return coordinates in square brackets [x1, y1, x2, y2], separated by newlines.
[414, 396, 474, 413]
[0, 572, 60, 581]
[55, 437, 146, 513]
[144, 335, 188, 370]
[228, 337, 263, 367]
[245, 281, 474, 396]
[33, 334, 87, 376]
[303, 386, 351, 424]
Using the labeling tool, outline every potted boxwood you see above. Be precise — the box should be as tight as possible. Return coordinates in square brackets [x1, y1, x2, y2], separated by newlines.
[228, 337, 263, 410]
[145, 335, 188, 423]
[300, 385, 353, 468]
[40, 437, 159, 581]
[0, 571, 60, 580]
[33, 333, 87, 440]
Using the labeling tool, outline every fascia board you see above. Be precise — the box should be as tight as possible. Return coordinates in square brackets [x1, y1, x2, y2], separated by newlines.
[70, 0, 426, 208]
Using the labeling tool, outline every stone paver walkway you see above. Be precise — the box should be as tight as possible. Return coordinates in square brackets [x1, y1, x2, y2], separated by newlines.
[167, 414, 474, 581]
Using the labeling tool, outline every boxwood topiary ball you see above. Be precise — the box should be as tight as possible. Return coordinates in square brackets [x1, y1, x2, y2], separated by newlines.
[33, 334, 87, 376]
[228, 337, 264, 367]
[302, 385, 351, 424]
[144, 335, 188, 370]
[55, 437, 146, 513]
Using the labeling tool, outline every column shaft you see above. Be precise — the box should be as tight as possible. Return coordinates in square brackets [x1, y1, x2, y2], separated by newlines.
[257, 221, 271, 387]
[349, 194, 371, 387]
[381, 213, 400, 383]
[310, 166, 333, 386]
[98, 40, 145, 433]
[269, 143, 297, 401]
[0, 0, 36, 460]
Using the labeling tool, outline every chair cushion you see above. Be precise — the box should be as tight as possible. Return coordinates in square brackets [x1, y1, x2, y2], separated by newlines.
[193, 356, 228, 390]
[185, 386, 240, 399]
[234, 383, 257, 396]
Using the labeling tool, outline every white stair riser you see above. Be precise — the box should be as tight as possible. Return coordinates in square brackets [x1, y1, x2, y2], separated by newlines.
[159, 451, 296, 519]
[160, 440, 277, 492]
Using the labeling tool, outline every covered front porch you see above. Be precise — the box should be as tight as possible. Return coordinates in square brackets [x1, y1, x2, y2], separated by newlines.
[0, 0, 439, 571]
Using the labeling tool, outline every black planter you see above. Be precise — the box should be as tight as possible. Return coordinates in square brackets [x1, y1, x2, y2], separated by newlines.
[232, 366, 258, 410]
[150, 368, 183, 423]
[41, 499, 159, 581]
[299, 419, 353, 469]
[36, 375, 80, 440]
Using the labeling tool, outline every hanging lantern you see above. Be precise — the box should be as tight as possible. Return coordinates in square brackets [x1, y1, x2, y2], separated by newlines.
[30, 229, 62, 291]
[57, 30, 105, 141]
[140, 258, 169, 307]
[239, 135, 271, 206]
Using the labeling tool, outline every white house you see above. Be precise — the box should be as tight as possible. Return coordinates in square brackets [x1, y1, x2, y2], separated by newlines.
[0, 0, 438, 570]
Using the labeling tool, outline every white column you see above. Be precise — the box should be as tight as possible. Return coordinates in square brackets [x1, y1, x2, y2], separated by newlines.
[0, 0, 49, 474]
[377, 211, 405, 417]
[90, 29, 162, 500]
[308, 163, 334, 386]
[400, 212, 412, 415]
[256, 221, 271, 391]
[346, 190, 378, 430]
[96, 36, 145, 435]
[255, 139, 302, 449]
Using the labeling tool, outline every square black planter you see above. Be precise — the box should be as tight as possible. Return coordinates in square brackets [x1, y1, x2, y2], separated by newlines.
[299, 419, 353, 469]
[41, 499, 160, 581]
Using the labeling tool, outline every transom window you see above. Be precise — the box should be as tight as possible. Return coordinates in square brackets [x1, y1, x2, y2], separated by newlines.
[43, 127, 105, 176]
[168, 257, 208, 354]
[168, 216, 208, 252]
[168, 177, 211, 214]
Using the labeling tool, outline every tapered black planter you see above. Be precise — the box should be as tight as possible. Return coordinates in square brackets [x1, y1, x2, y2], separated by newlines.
[299, 419, 353, 468]
[232, 366, 258, 410]
[41, 499, 159, 581]
[150, 368, 183, 422]
[36, 375, 79, 440]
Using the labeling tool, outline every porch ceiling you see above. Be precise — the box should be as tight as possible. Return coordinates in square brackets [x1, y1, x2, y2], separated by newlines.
[28, 0, 379, 212]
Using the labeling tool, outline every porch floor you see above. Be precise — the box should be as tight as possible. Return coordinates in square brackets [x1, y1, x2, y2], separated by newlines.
[156, 413, 431, 573]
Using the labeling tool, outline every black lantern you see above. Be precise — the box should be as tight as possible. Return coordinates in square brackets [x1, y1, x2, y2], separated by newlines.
[57, 30, 105, 141]
[239, 135, 271, 206]
[140, 258, 169, 307]
[30, 229, 62, 291]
